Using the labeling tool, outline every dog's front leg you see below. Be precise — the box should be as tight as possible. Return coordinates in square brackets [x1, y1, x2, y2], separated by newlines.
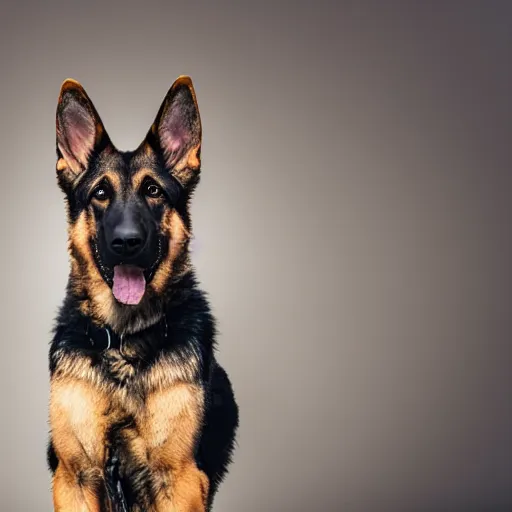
[139, 383, 210, 511]
[50, 377, 112, 512]
[53, 464, 108, 512]
[159, 461, 209, 512]
[153, 462, 209, 512]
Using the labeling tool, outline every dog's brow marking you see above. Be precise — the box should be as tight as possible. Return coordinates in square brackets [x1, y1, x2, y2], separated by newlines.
[103, 170, 122, 190]
[87, 170, 122, 199]
[131, 168, 159, 189]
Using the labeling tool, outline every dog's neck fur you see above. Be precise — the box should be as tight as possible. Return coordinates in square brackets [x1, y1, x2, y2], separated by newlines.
[67, 250, 194, 336]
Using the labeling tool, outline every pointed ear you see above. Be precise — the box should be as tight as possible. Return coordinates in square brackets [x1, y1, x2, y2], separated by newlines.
[147, 76, 202, 186]
[56, 79, 110, 186]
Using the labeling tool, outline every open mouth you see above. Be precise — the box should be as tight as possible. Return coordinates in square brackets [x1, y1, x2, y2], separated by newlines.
[112, 265, 146, 305]
[91, 237, 164, 306]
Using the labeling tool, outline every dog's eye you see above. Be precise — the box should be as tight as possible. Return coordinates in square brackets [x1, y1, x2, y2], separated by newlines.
[144, 182, 163, 198]
[92, 184, 111, 201]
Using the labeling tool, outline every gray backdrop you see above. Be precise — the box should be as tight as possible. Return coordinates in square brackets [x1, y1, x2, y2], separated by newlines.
[1, 1, 511, 511]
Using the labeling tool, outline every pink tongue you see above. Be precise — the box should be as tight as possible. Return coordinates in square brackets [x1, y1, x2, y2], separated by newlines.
[112, 265, 146, 305]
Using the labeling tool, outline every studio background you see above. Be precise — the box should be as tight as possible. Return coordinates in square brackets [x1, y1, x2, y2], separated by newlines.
[1, 1, 511, 511]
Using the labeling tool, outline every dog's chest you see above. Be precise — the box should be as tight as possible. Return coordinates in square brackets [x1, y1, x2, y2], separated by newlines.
[103, 349, 138, 385]
[50, 346, 204, 466]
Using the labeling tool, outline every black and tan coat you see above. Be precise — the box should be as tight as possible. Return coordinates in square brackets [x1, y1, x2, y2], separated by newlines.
[47, 76, 238, 512]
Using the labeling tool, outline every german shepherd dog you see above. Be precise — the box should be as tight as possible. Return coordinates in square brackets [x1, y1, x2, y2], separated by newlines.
[47, 76, 239, 511]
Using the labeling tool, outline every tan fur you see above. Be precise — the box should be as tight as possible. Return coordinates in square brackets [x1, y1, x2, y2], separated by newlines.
[131, 167, 162, 190]
[150, 209, 190, 294]
[142, 349, 201, 393]
[112, 384, 209, 511]
[50, 378, 112, 511]
[143, 141, 154, 157]
[144, 385, 208, 511]
[50, 350, 207, 511]
[171, 143, 201, 186]
[69, 211, 116, 326]
[56, 158, 68, 172]
[53, 464, 106, 512]
[50, 379, 111, 465]
[56, 155, 83, 186]
[101, 170, 122, 192]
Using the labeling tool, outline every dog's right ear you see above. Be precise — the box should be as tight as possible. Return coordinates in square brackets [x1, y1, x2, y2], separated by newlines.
[56, 79, 110, 188]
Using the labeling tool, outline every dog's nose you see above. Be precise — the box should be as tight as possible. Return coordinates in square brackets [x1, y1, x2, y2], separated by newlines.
[110, 223, 146, 258]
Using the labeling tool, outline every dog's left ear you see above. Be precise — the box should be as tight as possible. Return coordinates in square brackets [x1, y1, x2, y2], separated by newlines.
[146, 76, 202, 187]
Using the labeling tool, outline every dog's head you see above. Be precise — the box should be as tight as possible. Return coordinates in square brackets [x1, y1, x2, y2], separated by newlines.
[56, 76, 201, 329]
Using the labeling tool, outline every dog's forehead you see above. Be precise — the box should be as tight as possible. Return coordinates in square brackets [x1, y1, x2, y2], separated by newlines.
[97, 146, 158, 181]
[96, 151, 125, 173]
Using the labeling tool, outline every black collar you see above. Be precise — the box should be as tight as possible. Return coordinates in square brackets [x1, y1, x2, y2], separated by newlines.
[86, 321, 122, 351]
[85, 314, 168, 352]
